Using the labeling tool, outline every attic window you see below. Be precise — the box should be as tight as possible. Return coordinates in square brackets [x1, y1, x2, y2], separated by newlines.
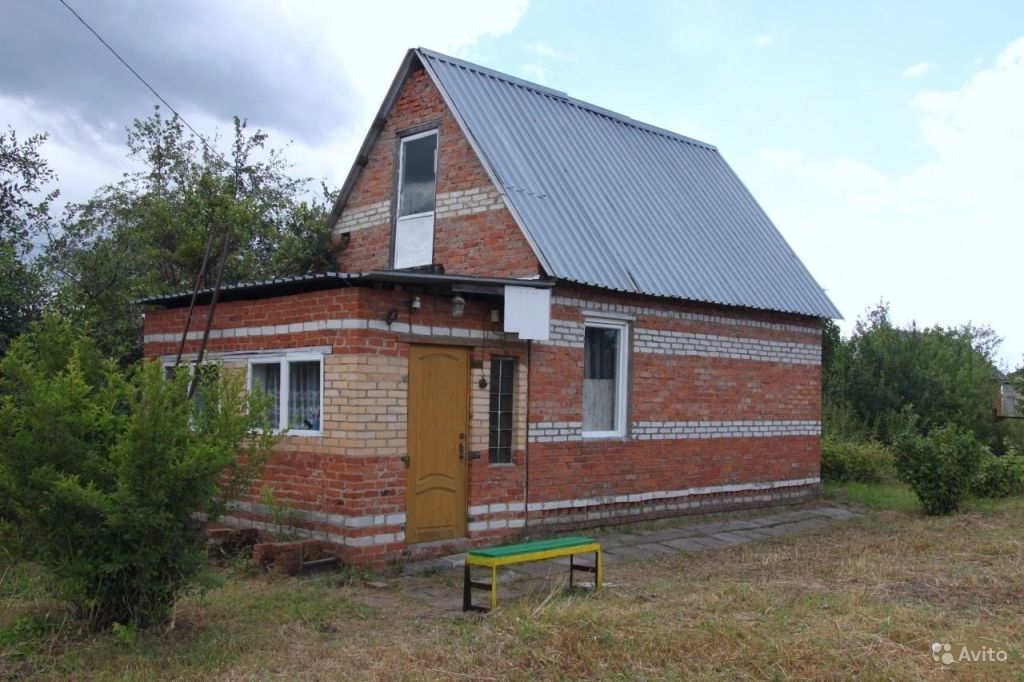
[393, 130, 438, 269]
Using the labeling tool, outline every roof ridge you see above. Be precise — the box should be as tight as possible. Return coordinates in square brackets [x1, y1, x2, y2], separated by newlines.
[416, 47, 718, 152]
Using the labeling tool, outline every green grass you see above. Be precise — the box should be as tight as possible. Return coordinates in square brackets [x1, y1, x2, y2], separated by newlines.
[823, 480, 921, 511]
[3, 487, 1023, 680]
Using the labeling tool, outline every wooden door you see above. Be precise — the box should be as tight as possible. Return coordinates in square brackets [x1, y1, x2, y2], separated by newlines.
[405, 345, 469, 544]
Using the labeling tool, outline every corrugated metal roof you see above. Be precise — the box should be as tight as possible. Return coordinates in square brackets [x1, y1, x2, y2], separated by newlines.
[417, 48, 841, 319]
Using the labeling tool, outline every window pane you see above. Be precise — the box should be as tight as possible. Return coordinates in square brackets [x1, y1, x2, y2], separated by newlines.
[288, 361, 321, 431]
[251, 363, 281, 428]
[583, 327, 618, 431]
[399, 133, 437, 216]
[488, 358, 515, 464]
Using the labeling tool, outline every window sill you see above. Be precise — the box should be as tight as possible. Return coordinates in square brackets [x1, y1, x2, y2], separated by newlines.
[581, 432, 629, 441]
[279, 429, 323, 438]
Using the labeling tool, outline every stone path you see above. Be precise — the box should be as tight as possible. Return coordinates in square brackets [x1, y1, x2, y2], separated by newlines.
[401, 505, 858, 590]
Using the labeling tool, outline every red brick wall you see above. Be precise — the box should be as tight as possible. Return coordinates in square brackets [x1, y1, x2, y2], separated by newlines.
[335, 64, 540, 278]
[142, 281, 824, 566]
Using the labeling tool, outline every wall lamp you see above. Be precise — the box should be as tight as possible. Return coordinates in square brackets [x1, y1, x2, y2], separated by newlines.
[410, 296, 421, 314]
[451, 295, 466, 319]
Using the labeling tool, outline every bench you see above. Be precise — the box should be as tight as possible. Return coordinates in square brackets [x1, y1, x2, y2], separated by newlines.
[463, 536, 603, 612]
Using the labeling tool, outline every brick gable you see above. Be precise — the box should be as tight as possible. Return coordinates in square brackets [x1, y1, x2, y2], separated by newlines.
[334, 67, 540, 278]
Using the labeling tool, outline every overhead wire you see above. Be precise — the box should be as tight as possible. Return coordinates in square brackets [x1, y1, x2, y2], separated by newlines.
[57, 0, 235, 380]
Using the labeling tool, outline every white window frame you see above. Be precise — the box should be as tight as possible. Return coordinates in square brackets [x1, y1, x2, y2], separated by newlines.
[246, 352, 324, 437]
[393, 129, 438, 269]
[581, 317, 630, 439]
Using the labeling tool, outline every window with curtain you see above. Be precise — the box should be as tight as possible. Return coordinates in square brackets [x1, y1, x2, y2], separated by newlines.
[248, 354, 321, 434]
[250, 362, 281, 429]
[583, 321, 629, 436]
[288, 361, 321, 431]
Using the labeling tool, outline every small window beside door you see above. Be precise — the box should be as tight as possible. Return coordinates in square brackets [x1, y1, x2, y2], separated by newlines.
[582, 319, 630, 438]
[488, 357, 516, 464]
[393, 130, 438, 269]
[248, 354, 323, 435]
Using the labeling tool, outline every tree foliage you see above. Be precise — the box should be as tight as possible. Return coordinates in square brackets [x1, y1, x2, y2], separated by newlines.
[0, 316, 276, 629]
[823, 302, 999, 446]
[0, 128, 57, 353]
[45, 109, 339, 361]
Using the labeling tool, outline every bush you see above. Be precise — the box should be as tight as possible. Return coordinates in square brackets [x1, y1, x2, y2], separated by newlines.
[0, 316, 276, 629]
[821, 438, 895, 483]
[893, 423, 985, 515]
[972, 451, 1024, 499]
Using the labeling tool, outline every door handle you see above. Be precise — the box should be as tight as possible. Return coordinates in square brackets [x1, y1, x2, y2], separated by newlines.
[458, 443, 465, 460]
[400, 454, 410, 467]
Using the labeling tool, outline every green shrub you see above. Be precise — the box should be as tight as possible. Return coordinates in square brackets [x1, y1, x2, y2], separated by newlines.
[893, 423, 985, 515]
[972, 451, 1024, 498]
[821, 438, 895, 483]
[0, 316, 276, 630]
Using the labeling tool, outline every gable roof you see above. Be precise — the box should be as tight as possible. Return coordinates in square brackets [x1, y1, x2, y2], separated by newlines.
[330, 48, 841, 320]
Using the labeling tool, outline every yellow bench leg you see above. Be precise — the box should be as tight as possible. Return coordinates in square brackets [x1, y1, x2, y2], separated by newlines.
[596, 549, 603, 590]
[490, 565, 498, 610]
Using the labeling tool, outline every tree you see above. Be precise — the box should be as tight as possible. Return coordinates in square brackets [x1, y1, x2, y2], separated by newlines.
[47, 109, 339, 361]
[0, 128, 57, 353]
[0, 316, 276, 629]
[827, 302, 999, 445]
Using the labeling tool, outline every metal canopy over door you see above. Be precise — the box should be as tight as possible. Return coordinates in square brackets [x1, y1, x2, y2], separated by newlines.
[405, 345, 469, 544]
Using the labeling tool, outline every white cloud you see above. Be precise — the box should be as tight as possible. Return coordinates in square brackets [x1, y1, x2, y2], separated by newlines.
[752, 36, 1024, 367]
[517, 62, 548, 83]
[2, 0, 529, 206]
[526, 42, 568, 60]
[903, 61, 932, 78]
[752, 34, 774, 48]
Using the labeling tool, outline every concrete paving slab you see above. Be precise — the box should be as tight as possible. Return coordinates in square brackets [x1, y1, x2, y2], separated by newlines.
[709, 531, 753, 546]
[688, 535, 730, 549]
[605, 544, 662, 561]
[635, 542, 678, 555]
[630, 529, 698, 544]
[662, 537, 708, 552]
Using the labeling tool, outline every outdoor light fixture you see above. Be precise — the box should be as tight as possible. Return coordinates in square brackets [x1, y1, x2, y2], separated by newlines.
[385, 309, 399, 326]
[451, 295, 466, 319]
[410, 296, 421, 313]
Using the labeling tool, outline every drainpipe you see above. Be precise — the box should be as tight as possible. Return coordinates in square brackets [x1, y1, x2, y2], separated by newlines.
[524, 339, 532, 532]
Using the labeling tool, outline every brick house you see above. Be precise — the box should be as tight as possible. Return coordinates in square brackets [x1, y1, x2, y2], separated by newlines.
[142, 48, 840, 566]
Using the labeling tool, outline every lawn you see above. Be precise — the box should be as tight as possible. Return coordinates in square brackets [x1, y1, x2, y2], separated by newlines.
[2, 485, 1022, 680]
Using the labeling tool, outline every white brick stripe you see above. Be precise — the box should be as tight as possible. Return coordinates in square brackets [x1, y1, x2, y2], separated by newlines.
[526, 476, 820, 512]
[529, 421, 584, 442]
[144, 318, 511, 344]
[217, 515, 405, 548]
[335, 200, 390, 235]
[543, 319, 585, 348]
[552, 296, 821, 336]
[333, 186, 505, 237]
[468, 518, 526, 532]
[531, 487, 815, 527]
[632, 420, 821, 440]
[529, 420, 820, 443]
[634, 328, 820, 365]
[435, 186, 505, 218]
[468, 501, 527, 516]
[229, 500, 405, 530]
[537, 320, 820, 365]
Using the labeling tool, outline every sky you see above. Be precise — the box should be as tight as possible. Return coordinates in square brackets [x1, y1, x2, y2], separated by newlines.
[3, 0, 1024, 366]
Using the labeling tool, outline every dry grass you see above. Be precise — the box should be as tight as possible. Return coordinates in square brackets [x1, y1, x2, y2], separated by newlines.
[3, 488, 1023, 681]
